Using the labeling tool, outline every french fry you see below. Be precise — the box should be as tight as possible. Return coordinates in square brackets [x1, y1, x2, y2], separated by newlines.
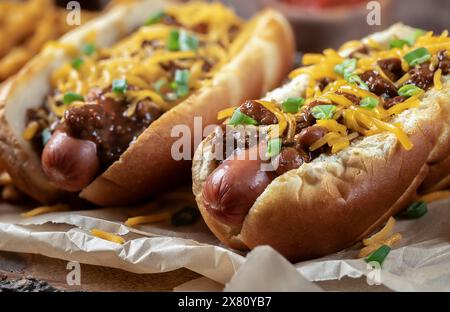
[0, 0, 100, 82]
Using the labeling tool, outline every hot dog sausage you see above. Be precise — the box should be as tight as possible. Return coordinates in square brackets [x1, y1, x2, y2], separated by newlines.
[41, 130, 100, 192]
[202, 144, 275, 226]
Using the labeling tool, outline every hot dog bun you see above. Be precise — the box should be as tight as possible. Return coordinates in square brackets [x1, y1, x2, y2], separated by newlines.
[192, 24, 450, 261]
[0, 0, 295, 205]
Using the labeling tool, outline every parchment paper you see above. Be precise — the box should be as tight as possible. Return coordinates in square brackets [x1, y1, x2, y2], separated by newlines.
[0, 188, 449, 291]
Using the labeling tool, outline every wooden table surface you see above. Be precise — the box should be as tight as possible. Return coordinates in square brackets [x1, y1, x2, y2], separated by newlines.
[0, 251, 200, 291]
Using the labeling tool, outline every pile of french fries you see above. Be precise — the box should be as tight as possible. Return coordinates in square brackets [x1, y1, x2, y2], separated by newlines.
[0, 0, 101, 202]
[0, 0, 98, 82]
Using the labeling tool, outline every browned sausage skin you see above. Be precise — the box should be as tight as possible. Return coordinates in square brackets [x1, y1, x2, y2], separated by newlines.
[202, 144, 275, 226]
[35, 92, 161, 193]
[41, 130, 100, 192]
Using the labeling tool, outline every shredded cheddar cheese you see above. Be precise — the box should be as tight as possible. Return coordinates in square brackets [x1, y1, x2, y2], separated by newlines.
[358, 217, 402, 258]
[125, 211, 172, 227]
[256, 100, 288, 138]
[45, 2, 243, 120]
[434, 69, 443, 90]
[309, 132, 341, 151]
[359, 233, 402, 258]
[23, 121, 40, 140]
[419, 190, 450, 203]
[363, 217, 396, 246]
[217, 106, 237, 120]
[394, 73, 411, 88]
[218, 26, 448, 166]
[91, 228, 125, 244]
[316, 120, 347, 135]
[21, 204, 70, 218]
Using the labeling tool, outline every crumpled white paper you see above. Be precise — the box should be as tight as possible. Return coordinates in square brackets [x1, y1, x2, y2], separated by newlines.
[0, 193, 449, 291]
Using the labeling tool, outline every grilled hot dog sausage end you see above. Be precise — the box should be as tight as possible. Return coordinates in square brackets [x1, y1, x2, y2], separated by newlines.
[41, 130, 100, 192]
[202, 145, 274, 226]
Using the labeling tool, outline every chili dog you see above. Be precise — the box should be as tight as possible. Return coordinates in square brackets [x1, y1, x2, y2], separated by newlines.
[0, 0, 295, 205]
[193, 24, 450, 261]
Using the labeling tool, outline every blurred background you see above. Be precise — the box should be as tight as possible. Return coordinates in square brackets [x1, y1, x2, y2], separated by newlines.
[52, 0, 450, 52]
[222, 0, 450, 51]
[0, 0, 449, 84]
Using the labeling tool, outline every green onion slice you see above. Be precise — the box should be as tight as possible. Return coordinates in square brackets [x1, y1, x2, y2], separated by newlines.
[63, 92, 84, 104]
[112, 78, 128, 94]
[267, 138, 282, 158]
[167, 29, 180, 51]
[176, 84, 190, 97]
[175, 69, 190, 85]
[346, 74, 369, 90]
[389, 39, 410, 49]
[360, 97, 379, 109]
[145, 10, 165, 26]
[179, 30, 199, 52]
[281, 97, 305, 113]
[228, 110, 258, 126]
[153, 79, 167, 93]
[172, 69, 190, 97]
[82, 43, 95, 56]
[365, 245, 391, 266]
[41, 128, 52, 145]
[404, 47, 431, 66]
[71, 57, 84, 70]
[169, 81, 178, 91]
[334, 58, 357, 76]
[398, 84, 423, 97]
[311, 105, 337, 120]
[401, 201, 428, 219]
[406, 28, 426, 46]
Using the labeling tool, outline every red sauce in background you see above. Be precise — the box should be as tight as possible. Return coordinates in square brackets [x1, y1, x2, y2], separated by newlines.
[281, 0, 367, 9]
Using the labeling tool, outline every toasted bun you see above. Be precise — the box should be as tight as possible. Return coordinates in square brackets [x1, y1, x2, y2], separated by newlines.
[419, 154, 450, 193]
[192, 24, 450, 262]
[0, 0, 295, 205]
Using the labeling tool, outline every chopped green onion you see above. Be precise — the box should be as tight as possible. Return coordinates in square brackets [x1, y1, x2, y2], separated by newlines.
[71, 57, 84, 70]
[389, 39, 410, 49]
[267, 138, 282, 158]
[281, 97, 305, 113]
[112, 78, 128, 94]
[346, 74, 369, 90]
[153, 79, 167, 93]
[398, 84, 423, 97]
[365, 245, 391, 266]
[176, 84, 190, 98]
[179, 30, 199, 52]
[169, 81, 178, 91]
[311, 105, 337, 120]
[360, 97, 379, 109]
[400, 201, 428, 219]
[82, 43, 95, 56]
[173, 69, 190, 97]
[145, 10, 165, 26]
[41, 128, 52, 145]
[167, 29, 180, 51]
[175, 69, 190, 85]
[63, 92, 84, 104]
[228, 110, 258, 126]
[171, 206, 200, 226]
[404, 47, 431, 66]
[334, 58, 357, 76]
[406, 28, 426, 46]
